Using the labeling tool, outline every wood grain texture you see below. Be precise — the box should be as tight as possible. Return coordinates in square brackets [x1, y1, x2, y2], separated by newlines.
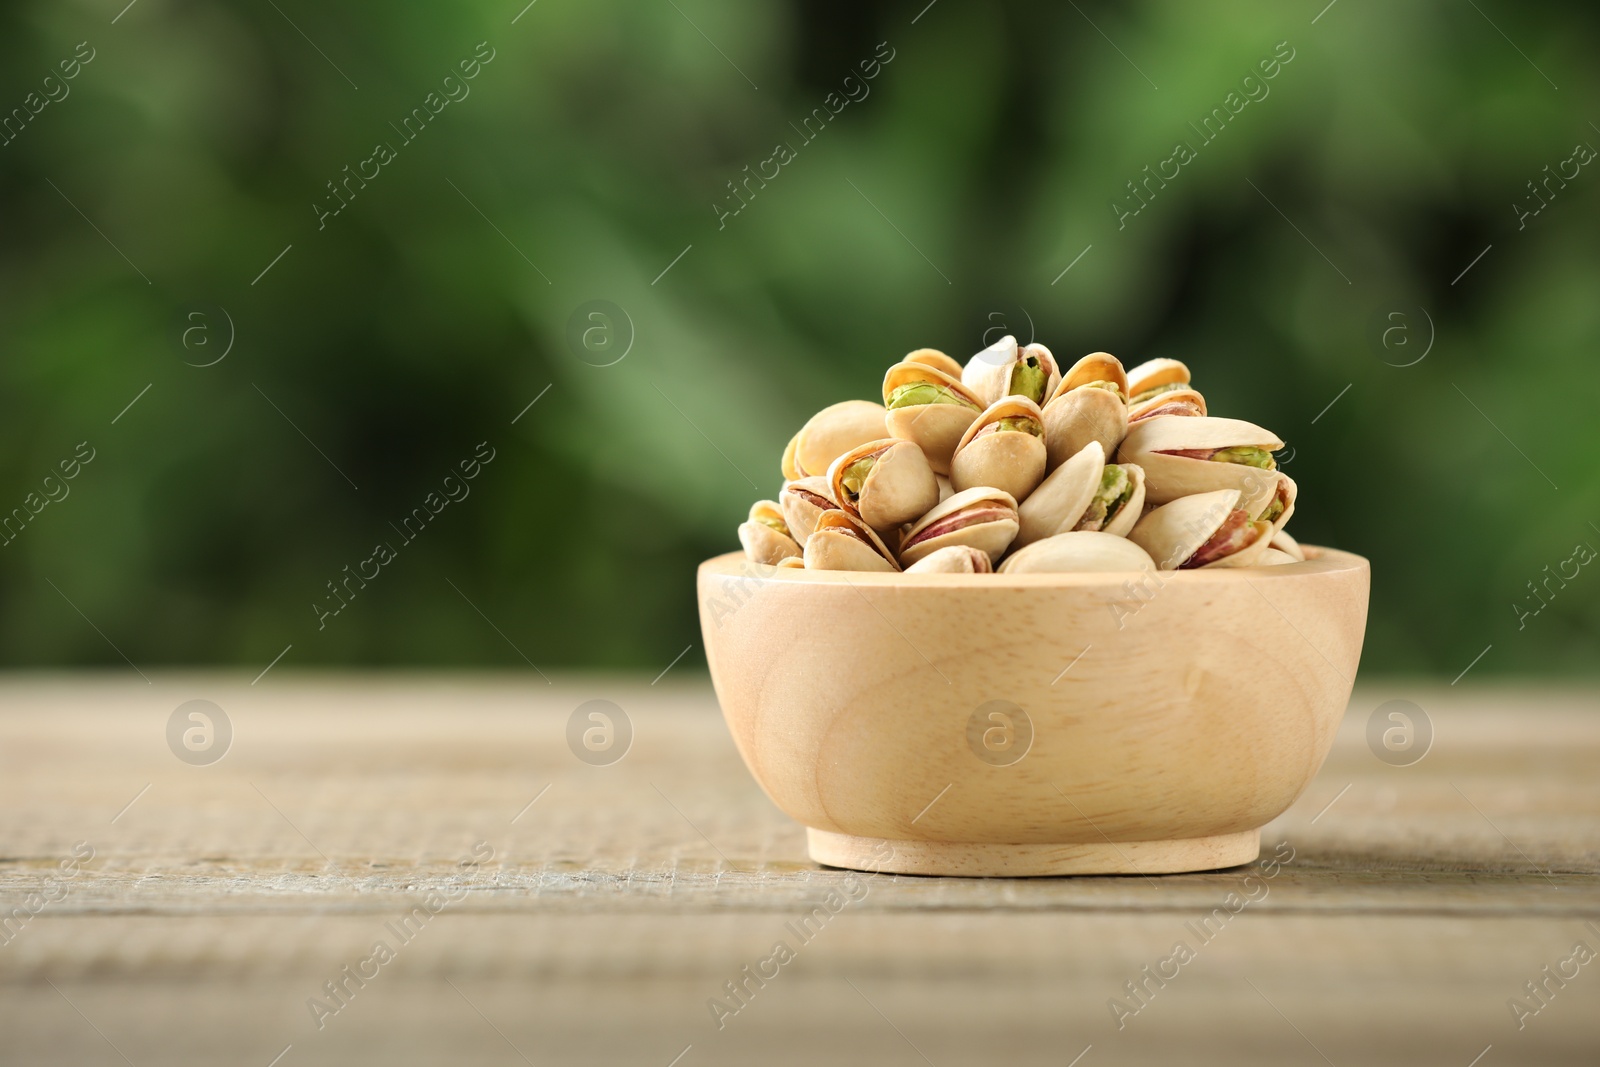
[1, 674, 1598, 1065]
[698, 548, 1369, 873]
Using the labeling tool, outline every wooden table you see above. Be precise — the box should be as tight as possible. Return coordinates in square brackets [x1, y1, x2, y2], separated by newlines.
[1, 675, 1596, 1066]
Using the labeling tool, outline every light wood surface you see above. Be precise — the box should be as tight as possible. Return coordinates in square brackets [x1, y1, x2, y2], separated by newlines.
[698, 548, 1368, 875]
[1, 674, 1598, 1065]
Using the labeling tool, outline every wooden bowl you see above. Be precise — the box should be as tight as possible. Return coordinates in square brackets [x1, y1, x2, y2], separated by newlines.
[697, 547, 1369, 877]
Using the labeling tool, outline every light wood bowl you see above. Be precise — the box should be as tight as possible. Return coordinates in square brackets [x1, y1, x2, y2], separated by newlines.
[697, 547, 1369, 877]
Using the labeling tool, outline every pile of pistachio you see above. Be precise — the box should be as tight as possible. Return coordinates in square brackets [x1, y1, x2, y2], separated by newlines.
[737, 337, 1305, 574]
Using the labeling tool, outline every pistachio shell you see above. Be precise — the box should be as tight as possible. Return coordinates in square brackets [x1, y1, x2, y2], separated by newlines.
[1129, 386, 1207, 423]
[1125, 357, 1191, 400]
[904, 347, 964, 380]
[882, 361, 984, 476]
[1016, 444, 1147, 547]
[899, 486, 1019, 567]
[936, 474, 953, 504]
[1239, 471, 1297, 535]
[1015, 441, 1105, 549]
[748, 499, 789, 535]
[1056, 351, 1129, 395]
[827, 438, 940, 534]
[903, 545, 993, 574]
[781, 431, 803, 480]
[961, 335, 1061, 408]
[789, 400, 888, 479]
[776, 555, 806, 569]
[1117, 415, 1285, 505]
[1271, 528, 1306, 562]
[779, 476, 838, 544]
[738, 521, 802, 566]
[1042, 383, 1128, 469]
[1128, 489, 1272, 570]
[950, 396, 1047, 502]
[1102, 467, 1147, 538]
[1257, 548, 1298, 566]
[803, 509, 901, 572]
[998, 531, 1156, 574]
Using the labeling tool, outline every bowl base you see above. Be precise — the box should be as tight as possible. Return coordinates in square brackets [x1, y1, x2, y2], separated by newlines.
[807, 828, 1260, 878]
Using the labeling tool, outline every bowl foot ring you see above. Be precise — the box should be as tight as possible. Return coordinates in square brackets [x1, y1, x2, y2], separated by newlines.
[807, 828, 1261, 877]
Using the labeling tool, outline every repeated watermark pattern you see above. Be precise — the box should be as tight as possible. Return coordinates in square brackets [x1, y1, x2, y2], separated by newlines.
[314, 442, 497, 629]
[713, 42, 896, 229]
[1108, 840, 1297, 1029]
[1113, 41, 1297, 230]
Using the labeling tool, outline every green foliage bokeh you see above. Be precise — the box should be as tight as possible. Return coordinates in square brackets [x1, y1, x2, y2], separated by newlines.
[2, 0, 1596, 677]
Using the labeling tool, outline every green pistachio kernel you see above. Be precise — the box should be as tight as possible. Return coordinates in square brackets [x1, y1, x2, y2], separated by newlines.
[1259, 495, 1286, 524]
[1008, 357, 1048, 405]
[754, 514, 789, 535]
[1080, 379, 1126, 399]
[1210, 446, 1276, 470]
[1077, 464, 1134, 530]
[992, 416, 1042, 436]
[887, 382, 980, 411]
[839, 457, 876, 501]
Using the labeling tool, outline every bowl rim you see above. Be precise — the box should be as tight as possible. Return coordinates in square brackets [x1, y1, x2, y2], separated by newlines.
[698, 545, 1368, 588]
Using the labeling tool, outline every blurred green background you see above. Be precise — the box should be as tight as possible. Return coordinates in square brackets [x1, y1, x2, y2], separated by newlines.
[1, 0, 1596, 677]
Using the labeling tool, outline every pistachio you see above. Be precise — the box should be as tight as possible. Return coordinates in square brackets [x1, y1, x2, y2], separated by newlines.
[804, 509, 901, 572]
[904, 544, 993, 574]
[899, 486, 1019, 568]
[779, 476, 839, 544]
[1116, 415, 1285, 506]
[738, 520, 802, 566]
[827, 438, 939, 533]
[998, 531, 1155, 574]
[903, 347, 965, 380]
[782, 400, 888, 480]
[1042, 352, 1129, 469]
[950, 397, 1048, 503]
[1016, 441, 1146, 548]
[962, 336, 1061, 408]
[1128, 489, 1273, 570]
[882, 362, 984, 476]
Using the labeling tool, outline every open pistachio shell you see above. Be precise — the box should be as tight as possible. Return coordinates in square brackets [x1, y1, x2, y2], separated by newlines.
[1128, 489, 1273, 570]
[779, 476, 838, 545]
[1016, 441, 1102, 548]
[1016, 443, 1148, 548]
[775, 555, 806, 569]
[785, 400, 888, 480]
[998, 531, 1156, 574]
[882, 361, 984, 476]
[1117, 415, 1285, 505]
[898, 486, 1019, 568]
[904, 347, 964, 380]
[936, 474, 953, 505]
[1125, 357, 1191, 404]
[1239, 471, 1297, 535]
[1257, 548, 1298, 566]
[747, 499, 789, 537]
[904, 544, 993, 574]
[738, 521, 802, 566]
[1271, 528, 1306, 562]
[1041, 353, 1131, 470]
[1129, 386, 1207, 424]
[950, 396, 1048, 503]
[827, 438, 939, 534]
[961, 335, 1061, 408]
[803, 509, 901, 572]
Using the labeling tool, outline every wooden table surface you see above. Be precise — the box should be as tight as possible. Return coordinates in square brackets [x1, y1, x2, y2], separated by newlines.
[1, 675, 1597, 1066]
